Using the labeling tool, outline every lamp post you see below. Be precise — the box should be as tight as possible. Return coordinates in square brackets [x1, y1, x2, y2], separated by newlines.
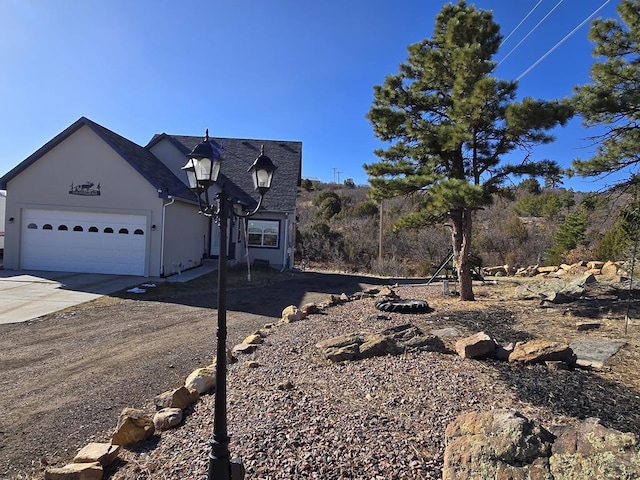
[182, 130, 276, 480]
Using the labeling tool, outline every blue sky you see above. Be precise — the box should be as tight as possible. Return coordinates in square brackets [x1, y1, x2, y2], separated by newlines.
[0, 0, 622, 192]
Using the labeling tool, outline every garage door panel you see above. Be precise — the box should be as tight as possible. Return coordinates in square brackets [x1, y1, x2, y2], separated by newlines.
[21, 209, 147, 275]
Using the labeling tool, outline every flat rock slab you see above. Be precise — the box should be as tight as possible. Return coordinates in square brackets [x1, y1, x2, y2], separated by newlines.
[569, 338, 626, 368]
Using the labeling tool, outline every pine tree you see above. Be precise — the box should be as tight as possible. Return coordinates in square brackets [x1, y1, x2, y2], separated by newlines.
[546, 210, 588, 264]
[365, 1, 572, 300]
[572, 0, 640, 192]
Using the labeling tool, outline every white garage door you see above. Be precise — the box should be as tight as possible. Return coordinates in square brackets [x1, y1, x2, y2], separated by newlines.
[21, 209, 147, 275]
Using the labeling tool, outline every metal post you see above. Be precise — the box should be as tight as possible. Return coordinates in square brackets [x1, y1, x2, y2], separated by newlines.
[209, 194, 230, 480]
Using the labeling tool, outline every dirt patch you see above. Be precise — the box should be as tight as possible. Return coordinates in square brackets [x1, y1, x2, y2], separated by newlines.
[0, 271, 638, 479]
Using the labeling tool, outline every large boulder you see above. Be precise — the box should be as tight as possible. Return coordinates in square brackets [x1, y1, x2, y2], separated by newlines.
[550, 417, 640, 479]
[443, 410, 554, 480]
[509, 340, 576, 366]
[514, 274, 597, 304]
[445, 411, 640, 480]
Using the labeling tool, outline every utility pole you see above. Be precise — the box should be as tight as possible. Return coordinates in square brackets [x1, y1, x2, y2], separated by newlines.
[332, 168, 342, 183]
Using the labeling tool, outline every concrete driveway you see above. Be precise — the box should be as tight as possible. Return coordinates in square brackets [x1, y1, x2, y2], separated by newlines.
[0, 266, 216, 325]
[0, 270, 153, 325]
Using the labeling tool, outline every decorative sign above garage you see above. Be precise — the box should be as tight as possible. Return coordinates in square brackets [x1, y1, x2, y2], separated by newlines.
[69, 181, 101, 196]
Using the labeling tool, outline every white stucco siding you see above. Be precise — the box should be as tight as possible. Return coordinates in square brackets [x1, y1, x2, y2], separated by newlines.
[7, 126, 159, 209]
[161, 200, 208, 276]
[148, 139, 188, 184]
[2, 126, 165, 275]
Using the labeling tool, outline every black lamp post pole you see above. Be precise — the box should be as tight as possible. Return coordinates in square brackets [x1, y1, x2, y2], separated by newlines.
[209, 192, 231, 480]
[183, 136, 274, 480]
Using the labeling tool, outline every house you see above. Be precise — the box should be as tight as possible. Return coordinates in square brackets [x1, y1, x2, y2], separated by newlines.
[0, 117, 301, 277]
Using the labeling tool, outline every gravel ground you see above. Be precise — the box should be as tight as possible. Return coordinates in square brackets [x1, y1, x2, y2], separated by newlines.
[9, 275, 638, 480]
[109, 284, 590, 480]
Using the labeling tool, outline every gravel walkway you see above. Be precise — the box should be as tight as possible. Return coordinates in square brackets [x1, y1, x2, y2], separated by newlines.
[110, 284, 582, 479]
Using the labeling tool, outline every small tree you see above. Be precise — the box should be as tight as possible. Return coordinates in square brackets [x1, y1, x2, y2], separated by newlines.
[546, 210, 588, 264]
[344, 178, 356, 188]
[301, 178, 314, 191]
[365, 1, 572, 300]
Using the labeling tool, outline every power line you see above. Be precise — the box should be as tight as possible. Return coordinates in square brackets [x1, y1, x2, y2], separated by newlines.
[497, 0, 565, 67]
[516, 0, 612, 80]
[500, 0, 544, 47]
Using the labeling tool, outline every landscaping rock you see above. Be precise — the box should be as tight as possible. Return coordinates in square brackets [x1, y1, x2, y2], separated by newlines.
[508, 340, 576, 366]
[430, 327, 461, 338]
[153, 407, 183, 431]
[73, 442, 120, 466]
[601, 260, 621, 277]
[358, 334, 390, 359]
[569, 338, 626, 368]
[316, 325, 444, 362]
[375, 286, 396, 297]
[455, 331, 495, 359]
[300, 302, 320, 315]
[281, 305, 304, 323]
[154, 386, 198, 410]
[184, 365, 216, 394]
[494, 342, 514, 361]
[444, 410, 640, 480]
[381, 324, 444, 354]
[550, 417, 640, 479]
[111, 408, 154, 446]
[243, 333, 263, 345]
[232, 343, 256, 354]
[45, 462, 103, 480]
[443, 410, 554, 480]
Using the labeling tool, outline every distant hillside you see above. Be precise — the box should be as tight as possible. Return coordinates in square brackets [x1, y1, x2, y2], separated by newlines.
[294, 179, 635, 276]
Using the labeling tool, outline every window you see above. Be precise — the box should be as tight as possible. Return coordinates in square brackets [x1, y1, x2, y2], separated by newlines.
[58, 225, 68, 231]
[43, 224, 53, 230]
[104, 227, 114, 233]
[73, 226, 83, 232]
[119, 228, 129, 234]
[134, 229, 144, 235]
[89, 226, 98, 232]
[247, 219, 279, 248]
[27, 223, 37, 229]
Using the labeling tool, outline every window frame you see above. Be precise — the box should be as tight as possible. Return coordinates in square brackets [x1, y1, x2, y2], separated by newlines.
[246, 219, 280, 249]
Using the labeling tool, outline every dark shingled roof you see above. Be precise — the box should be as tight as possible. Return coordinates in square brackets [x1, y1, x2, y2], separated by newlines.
[148, 134, 302, 213]
[0, 117, 197, 203]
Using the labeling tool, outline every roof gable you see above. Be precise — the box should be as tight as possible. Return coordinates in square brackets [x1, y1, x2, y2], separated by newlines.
[157, 135, 302, 212]
[0, 117, 196, 203]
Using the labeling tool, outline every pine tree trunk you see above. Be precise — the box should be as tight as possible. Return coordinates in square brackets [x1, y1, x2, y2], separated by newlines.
[450, 208, 475, 301]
